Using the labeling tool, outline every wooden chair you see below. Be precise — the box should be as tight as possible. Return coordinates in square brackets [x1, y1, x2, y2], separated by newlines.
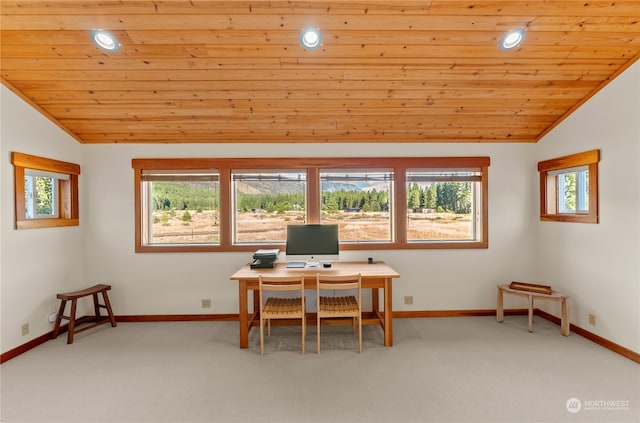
[258, 275, 306, 355]
[316, 273, 362, 353]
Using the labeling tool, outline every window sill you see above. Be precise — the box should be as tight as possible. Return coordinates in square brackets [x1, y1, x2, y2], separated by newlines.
[135, 240, 488, 253]
[16, 218, 79, 230]
[540, 214, 597, 224]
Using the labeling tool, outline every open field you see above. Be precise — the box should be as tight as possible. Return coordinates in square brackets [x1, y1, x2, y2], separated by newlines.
[150, 210, 473, 244]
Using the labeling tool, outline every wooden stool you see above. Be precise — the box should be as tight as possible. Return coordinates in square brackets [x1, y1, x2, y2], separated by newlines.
[52, 284, 117, 344]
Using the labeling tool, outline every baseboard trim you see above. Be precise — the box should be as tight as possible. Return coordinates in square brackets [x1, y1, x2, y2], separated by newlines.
[535, 309, 640, 364]
[0, 324, 69, 364]
[2, 310, 638, 364]
[116, 314, 238, 322]
[393, 309, 528, 318]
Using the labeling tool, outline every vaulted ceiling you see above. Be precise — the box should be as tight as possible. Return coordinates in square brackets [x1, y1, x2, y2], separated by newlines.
[1, 1, 639, 144]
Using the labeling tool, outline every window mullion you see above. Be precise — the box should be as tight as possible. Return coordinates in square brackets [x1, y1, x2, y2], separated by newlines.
[577, 171, 587, 212]
[307, 167, 320, 224]
[395, 167, 407, 245]
[219, 168, 232, 248]
[144, 182, 152, 244]
[53, 178, 60, 218]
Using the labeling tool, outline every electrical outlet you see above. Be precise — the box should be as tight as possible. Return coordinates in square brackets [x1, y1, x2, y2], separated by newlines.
[588, 313, 596, 326]
[48, 312, 58, 323]
[201, 299, 212, 309]
[21, 323, 29, 336]
[404, 296, 413, 305]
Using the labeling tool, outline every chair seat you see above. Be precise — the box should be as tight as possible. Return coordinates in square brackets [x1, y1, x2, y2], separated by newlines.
[263, 297, 304, 317]
[318, 296, 358, 314]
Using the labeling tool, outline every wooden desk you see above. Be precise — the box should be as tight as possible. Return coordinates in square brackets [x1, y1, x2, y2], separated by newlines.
[496, 284, 570, 336]
[230, 261, 400, 349]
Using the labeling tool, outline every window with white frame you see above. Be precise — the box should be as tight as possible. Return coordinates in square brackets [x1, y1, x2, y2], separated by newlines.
[12, 152, 80, 230]
[554, 166, 589, 214]
[24, 169, 66, 219]
[538, 149, 599, 223]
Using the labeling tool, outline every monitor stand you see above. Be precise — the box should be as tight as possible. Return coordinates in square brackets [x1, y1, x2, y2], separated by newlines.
[305, 261, 321, 268]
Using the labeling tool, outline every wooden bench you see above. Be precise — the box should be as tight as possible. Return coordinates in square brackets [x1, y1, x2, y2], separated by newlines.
[496, 283, 570, 336]
[52, 284, 117, 344]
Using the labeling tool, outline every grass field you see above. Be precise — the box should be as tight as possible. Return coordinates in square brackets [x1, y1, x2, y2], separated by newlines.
[150, 210, 473, 244]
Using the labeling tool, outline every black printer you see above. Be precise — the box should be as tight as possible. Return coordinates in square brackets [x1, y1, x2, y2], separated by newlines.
[250, 249, 280, 269]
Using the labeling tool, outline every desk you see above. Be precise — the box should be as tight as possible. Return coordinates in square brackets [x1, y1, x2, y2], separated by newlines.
[230, 261, 400, 349]
[496, 284, 570, 336]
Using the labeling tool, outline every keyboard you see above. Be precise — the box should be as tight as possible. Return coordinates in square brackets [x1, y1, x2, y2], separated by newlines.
[286, 261, 306, 268]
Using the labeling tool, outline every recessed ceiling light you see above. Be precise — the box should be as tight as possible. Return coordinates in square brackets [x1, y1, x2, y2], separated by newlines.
[299, 28, 322, 50]
[91, 29, 120, 52]
[499, 28, 526, 50]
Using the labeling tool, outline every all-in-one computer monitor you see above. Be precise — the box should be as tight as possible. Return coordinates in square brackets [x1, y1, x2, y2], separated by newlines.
[285, 224, 339, 268]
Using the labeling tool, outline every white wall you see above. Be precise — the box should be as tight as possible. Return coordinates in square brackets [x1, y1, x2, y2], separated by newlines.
[0, 86, 84, 352]
[3, 62, 638, 356]
[82, 143, 537, 319]
[536, 61, 640, 352]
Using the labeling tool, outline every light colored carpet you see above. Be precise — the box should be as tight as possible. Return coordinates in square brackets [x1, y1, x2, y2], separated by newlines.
[1, 316, 638, 423]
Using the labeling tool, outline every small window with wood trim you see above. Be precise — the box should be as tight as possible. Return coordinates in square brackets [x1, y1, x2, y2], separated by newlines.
[538, 149, 599, 223]
[11, 152, 80, 229]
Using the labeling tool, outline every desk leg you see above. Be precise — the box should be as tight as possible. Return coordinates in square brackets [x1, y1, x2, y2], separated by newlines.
[238, 280, 249, 349]
[528, 295, 534, 333]
[496, 288, 504, 322]
[372, 286, 379, 315]
[253, 290, 259, 319]
[384, 278, 393, 347]
[561, 298, 570, 336]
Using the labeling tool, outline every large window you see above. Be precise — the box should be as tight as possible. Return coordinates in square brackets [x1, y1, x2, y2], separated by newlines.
[320, 170, 393, 243]
[538, 150, 599, 223]
[132, 157, 489, 252]
[140, 169, 219, 246]
[12, 152, 80, 229]
[406, 170, 482, 242]
[232, 170, 306, 244]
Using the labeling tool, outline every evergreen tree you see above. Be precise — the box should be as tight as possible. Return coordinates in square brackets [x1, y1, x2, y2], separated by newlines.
[425, 185, 437, 209]
[408, 183, 421, 210]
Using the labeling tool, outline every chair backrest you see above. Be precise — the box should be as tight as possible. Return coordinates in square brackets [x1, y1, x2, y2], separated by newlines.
[316, 273, 361, 292]
[258, 275, 305, 308]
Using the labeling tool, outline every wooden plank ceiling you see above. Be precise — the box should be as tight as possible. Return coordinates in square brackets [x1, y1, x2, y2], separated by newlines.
[1, 1, 639, 144]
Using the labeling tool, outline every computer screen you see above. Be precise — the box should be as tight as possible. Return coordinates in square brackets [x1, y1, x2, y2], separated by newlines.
[285, 224, 339, 265]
